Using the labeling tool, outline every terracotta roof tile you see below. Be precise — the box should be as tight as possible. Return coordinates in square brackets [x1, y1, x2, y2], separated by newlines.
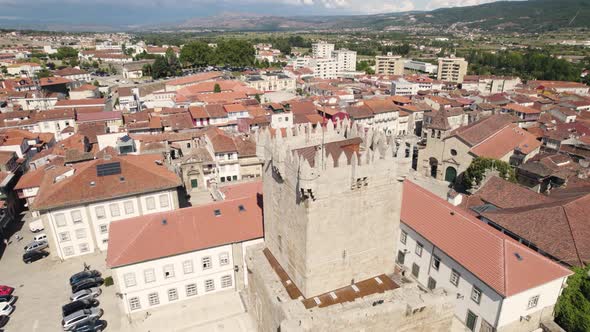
[470, 123, 542, 159]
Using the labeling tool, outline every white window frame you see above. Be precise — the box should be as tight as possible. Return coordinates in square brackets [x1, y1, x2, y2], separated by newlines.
[415, 242, 423, 257]
[168, 288, 178, 301]
[99, 224, 108, 234]
[95, 206, 106, 219]
[186, 283, 197, 297]
[109, 203, 120, 217]
[124, 273, 137, 288]
[79, 243, 90, 253]
[450, 269, 460, 287]
[70, 210, 82, 224]
[432, 255, 441, 271]
[55, 213, 67, 227]
[146, 197, 156, 210]
[400, 230, 407, 244]
[159, 194, 169, 208]
[144, 268, 156, 283]
[527, 295, 540, 309]
[124, 200, 134, 214]
[63, 246, 74, 256]
[471, 286, 482, 304]
[59, 231, 71, 242]
[221, 275, 232, 288]
[129, 297, 141, 311]
[219, 252, 230, 266]
[202, 256, 212, 270]
[182, 260, 193, 274]
[148, 292, 159, 306]
[75, 229, 86, 239]
[163, 264, 175, 279]
[205, 279, 215, 292]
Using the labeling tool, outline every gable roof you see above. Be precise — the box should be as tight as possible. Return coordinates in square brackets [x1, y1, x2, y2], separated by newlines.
[448, 114, 518, 146]
[32, 154, 182, 211]
[106, 183, 263, 268]
[401, 180, 572, 297]
[470, 123, 542, 159]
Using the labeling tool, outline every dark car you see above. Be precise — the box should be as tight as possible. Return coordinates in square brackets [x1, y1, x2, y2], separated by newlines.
[70, 271, 101, 286]
[71, 278, 104, 293]
[72, 319, 107, 332]
[62, 299, 99, 317]
[23, 250, 49, 264]
[0, 295, 16, 305]
[0, 315, 8, 328]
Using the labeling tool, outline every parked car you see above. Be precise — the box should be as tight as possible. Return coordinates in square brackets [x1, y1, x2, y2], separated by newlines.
[69, 271, 101, 286]
[70, 288, 101, 302]
[28, 219, 44, 232]
[0, 304, 13, 316]
[0, 315, 8, 328]
[0, 296, 16, 307]
[24, 240, 48, 253]
[71, 319, 107, 332]
[62, 299, 99, 317]
[0, 286, 13, 296]
[71, 278, 104, 293]
[0, 295, 15, 304]
[62, 308, 103, 331]
[33, 233, 47, 242]
[23, 250, 49, 264]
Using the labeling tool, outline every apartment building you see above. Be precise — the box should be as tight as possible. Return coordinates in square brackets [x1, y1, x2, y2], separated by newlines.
[398, 180, 572, 332]
[437, 57, 468, 83]
[311, 41, 335, 59]
[31, 154, 182, 260]
[462, 76, 521, 95]
[375, 53, 405, 75]
[243, 72, 296, 92]
[106, 182, 263, 314]
[404, 60, 438, 74]
[309, 58, 338, 79]
[332, 49, 357, 73]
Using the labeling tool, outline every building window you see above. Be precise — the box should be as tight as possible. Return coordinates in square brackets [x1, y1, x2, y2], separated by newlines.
[146, 197, 156, 210]
[71, 210, 82, 224]
[432, 255, 441, 271]
[99, 224, 108, 234]
[427, 277, 437, 290]
[221, 275, 232, 288]
[450, 270, 460, 287]
[232, 175, 237, 181]
[55, 213, 67, 227]
[79, 243, 90, 253]
[527, 295, 540, 309]
[205, 279, 215, 292]
[400, 230, 407, 244]
[95, 206, 106, 219]
[59, 231, 71, 242]
[163, 264, 175, 279]
[159, 194, 169, 208]
[75, 229, 86, 239]
[168, 288, 178, 301]
[415, 242, 423, 257]
[63, 246, 74, 256]
[182, 260, 193, 274]
[124, 201, 134, 214]
[109, 203, 120, 217]
[450, 149, 458, 156]
[471, 286, 482, 304]
[219, 253, 229, 266]
[129, 297, 141, 311]
[396, 250, 406, 265]
[202, 256, 212, 270]
[186, 283, 198, 297]
[144, 268, 156, 283]
[411, 263, 420, 278]
[124, 273, 136, 287]
[148, 292, 159, 306]
[102, 239, 109, 244]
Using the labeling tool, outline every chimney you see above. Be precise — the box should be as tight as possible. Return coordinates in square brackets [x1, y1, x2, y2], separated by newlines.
[447, 189, 463, 206]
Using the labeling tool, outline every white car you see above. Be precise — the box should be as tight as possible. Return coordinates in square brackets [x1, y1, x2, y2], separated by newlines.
[28, 219, 44, 232]
[62, 308, 103, 331]
[0, 303, 13, 316]
[70, 288, 101, 302]
[33, 233, 47, 242]
[24, 240, 48, 253]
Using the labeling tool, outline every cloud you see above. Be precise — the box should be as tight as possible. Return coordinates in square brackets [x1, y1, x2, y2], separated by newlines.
[426, 0, 496, 10]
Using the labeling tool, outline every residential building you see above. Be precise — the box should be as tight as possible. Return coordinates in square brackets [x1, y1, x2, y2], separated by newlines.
[332, 49, 357, 73]
[437, 57, 468, 83]
[311, 41, 335, 59]
[6, 62, 42, 77]
[404, 60, 438, 74]
[399, 180, 572, 332]
[31, 154, 182, 260]
[309, 58, 338, 79]
[375, 53, 405, 75]
[54, 68, 91, 84]
[106, 181, 263, 314]
[122, 60, 155, 80]
[243, 72, 296, 92]
[462, 76, 521, 95]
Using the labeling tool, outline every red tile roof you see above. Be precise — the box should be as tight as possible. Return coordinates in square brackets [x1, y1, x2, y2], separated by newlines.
[504, 103, 541, 115]
[470, 123, 542, 159]
[401, 180, 572, 297]
[106, 183, 263, 268]
[449, 114, 518, 146]
[32, 154, 182, 211]
[54, 98, 106, 107]
[77, 111, 122, 122]
[165, 72, 223, 87]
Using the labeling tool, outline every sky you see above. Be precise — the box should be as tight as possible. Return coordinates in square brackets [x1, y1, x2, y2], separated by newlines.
[0, 0, 504, 27]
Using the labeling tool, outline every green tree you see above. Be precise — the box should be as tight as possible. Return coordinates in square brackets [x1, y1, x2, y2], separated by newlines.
[142, 64, 153, 77]
[151, 56, 168, 79]
[555, 266, 590, 332]
[213, 39, 255, 67]
[254, 94, 261, 103]
[36, 68, 53, 78]
[213, 83, 221, 93]
[93, 80, 100, 87]
[179, 41, 212, 67]
[55, 47, 78, 60]
[462, 157, 516, 190]
[356, 60, 375, 74]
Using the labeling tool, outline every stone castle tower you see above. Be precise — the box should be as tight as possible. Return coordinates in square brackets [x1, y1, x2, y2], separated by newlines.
[255, 119, 414, 298]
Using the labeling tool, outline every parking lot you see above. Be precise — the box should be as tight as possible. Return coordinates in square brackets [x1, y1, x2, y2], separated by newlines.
[0, 213, 256, 332]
